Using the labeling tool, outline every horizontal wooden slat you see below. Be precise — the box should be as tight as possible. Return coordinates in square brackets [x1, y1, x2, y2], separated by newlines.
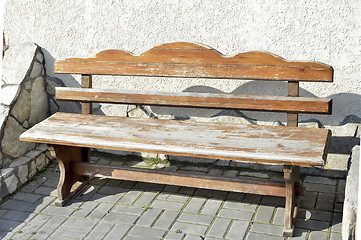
[20, 112, 331, 166]
[54, 42, 333, 82]
[72, 162, 305, 197]
[56, 87, 332, 114]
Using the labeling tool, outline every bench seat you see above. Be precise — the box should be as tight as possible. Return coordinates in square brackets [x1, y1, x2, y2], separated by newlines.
[20, 112, 330, 166]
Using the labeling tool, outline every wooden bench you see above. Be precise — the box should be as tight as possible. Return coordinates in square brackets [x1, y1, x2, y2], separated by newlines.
[20, 42, 333, 237]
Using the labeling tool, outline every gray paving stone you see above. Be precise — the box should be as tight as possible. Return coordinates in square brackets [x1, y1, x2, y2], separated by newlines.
[299, 191, 317, 209]
[34, 186, 57, 196]
[104, 179, 123, 187]
[157, 192, 190, 202]
[30, 216, 66, 240]
[1, 210, 36, 222]
[151, 199, 185, 211]
[178, 212, 213, 225]
[218, 208, 254, 221]
[20, 214, 51, 234]
[227, 192, 246, 201]
[336, 193, 345, 203]
[153, 210, 179, 230]
[97, 186, 128, 195]
[304, 176, 337, 185]
[272, 207, 285, 225]
[223, 200, 258, 212]
[163, 185, 181, 193]
[50, 226, 89, 239]
[12, 192, 43, 203]
[62, 217, 98, 231]
[261, 196, 285, 207]
[118, 180, 137, 189]
[303, 183, 336, 193]
[195, 189, 228, 199]
[200, 199, 223, 216]
[86, 222, 114, 240]
[179, 186, 197, 195]
[136, 208, 163, 227]
[243, 194, 262, 203]
[20, 178, 47, 193]
[103, 223, 132, 240]
[289, 228, 308, 239]
[250, 222, 284, 236]
[331, 212, 342, 233]
[112, 204, 144, 215]
[0, 219, 22, 232]
[308, 230, 329, 240]
[334, 203, 343, 212]
[89, 193, 123, 203]
[134, 191, 158, 207]
[184, 234, 206, 239]
[128, 225, 167, 239]
[2, 199, 34, 211]
[246, 232, 284, 240]
[134, 182, 165, 191]
[183, 196, 206, 213]
[172, 221, 208, 236]
[226, 220, 249, 240]
[297, 208, 332, 221]
[206, 217, 232, 238]
[42, 179, 59, 188]
[118, 190, 143, 205]
[164, 230, 185, 239]
[330, 232, 342, 240]
[26, 196, 56, 213]
[74, 185, 101, 201]
[315, 193, 335, 211]
[71, 201, 99, 218]
[42, 205, 75, 217]
[254, 205, 275, 223]
[102, 212, 138, 224]
[87, 202, 114, 220]
[0, 209, 7, 218]
[295, 219, 330, 231]
[89, 177, 108, 185]
[336, 179, 346, 193]
[223, 169, 238, 177]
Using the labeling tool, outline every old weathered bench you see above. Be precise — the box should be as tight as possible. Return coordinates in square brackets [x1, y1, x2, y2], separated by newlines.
[20, 42, 333, 236]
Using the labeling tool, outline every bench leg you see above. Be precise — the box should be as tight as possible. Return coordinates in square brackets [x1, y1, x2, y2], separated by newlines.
[283, 165, 300, 237]
[49, 144, 90, 206]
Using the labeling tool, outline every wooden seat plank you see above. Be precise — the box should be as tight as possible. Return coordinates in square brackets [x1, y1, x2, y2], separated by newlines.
[56, 87, 332, 114]
[20, 112, 331, 166]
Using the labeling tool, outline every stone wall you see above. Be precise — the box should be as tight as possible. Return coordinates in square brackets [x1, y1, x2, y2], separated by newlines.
[0, 43, 51, 200]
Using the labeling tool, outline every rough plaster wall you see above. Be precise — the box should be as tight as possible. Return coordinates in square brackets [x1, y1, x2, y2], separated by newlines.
[4, 0, 361, 125]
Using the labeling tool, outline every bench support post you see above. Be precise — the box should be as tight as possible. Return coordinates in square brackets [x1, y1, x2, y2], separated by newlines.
[49, 144, 90, 206]
[283, 165, 300, 237]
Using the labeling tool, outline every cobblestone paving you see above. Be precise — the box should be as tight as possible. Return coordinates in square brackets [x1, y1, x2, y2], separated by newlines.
[0, 158, 344, 240]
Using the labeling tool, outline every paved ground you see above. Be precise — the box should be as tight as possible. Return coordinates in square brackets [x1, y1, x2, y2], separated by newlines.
[0, 155, 344, 240]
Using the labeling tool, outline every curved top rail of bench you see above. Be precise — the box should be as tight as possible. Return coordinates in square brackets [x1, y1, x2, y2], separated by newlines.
[54, 42, 333, 82]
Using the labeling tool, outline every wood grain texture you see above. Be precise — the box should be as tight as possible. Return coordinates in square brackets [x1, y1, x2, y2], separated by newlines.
[20, 112, 331, 166]
[55, 87, 332, 114]
[54, 42, 333, 82]
[72, 162, 304, 197]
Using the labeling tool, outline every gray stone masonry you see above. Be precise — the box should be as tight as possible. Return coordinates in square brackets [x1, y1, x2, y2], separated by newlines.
[342, 145, 359, 240]
[0, 153, 344, 240]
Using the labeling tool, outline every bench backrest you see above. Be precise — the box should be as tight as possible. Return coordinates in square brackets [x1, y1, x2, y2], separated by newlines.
[54, 42, 333, 127]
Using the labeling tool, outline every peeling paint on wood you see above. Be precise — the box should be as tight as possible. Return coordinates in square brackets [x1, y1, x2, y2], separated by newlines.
[20, 112, 330, 166]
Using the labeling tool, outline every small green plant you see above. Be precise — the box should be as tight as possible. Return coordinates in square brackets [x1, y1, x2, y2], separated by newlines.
[142, 206, 150, 211]
[16, 230, 22, 234]
[75, 207, 81, 211]
[174, 229, 182, 233]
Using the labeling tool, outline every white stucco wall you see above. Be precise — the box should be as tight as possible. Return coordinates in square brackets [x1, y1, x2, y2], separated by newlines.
[4, 0, 361, 125]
